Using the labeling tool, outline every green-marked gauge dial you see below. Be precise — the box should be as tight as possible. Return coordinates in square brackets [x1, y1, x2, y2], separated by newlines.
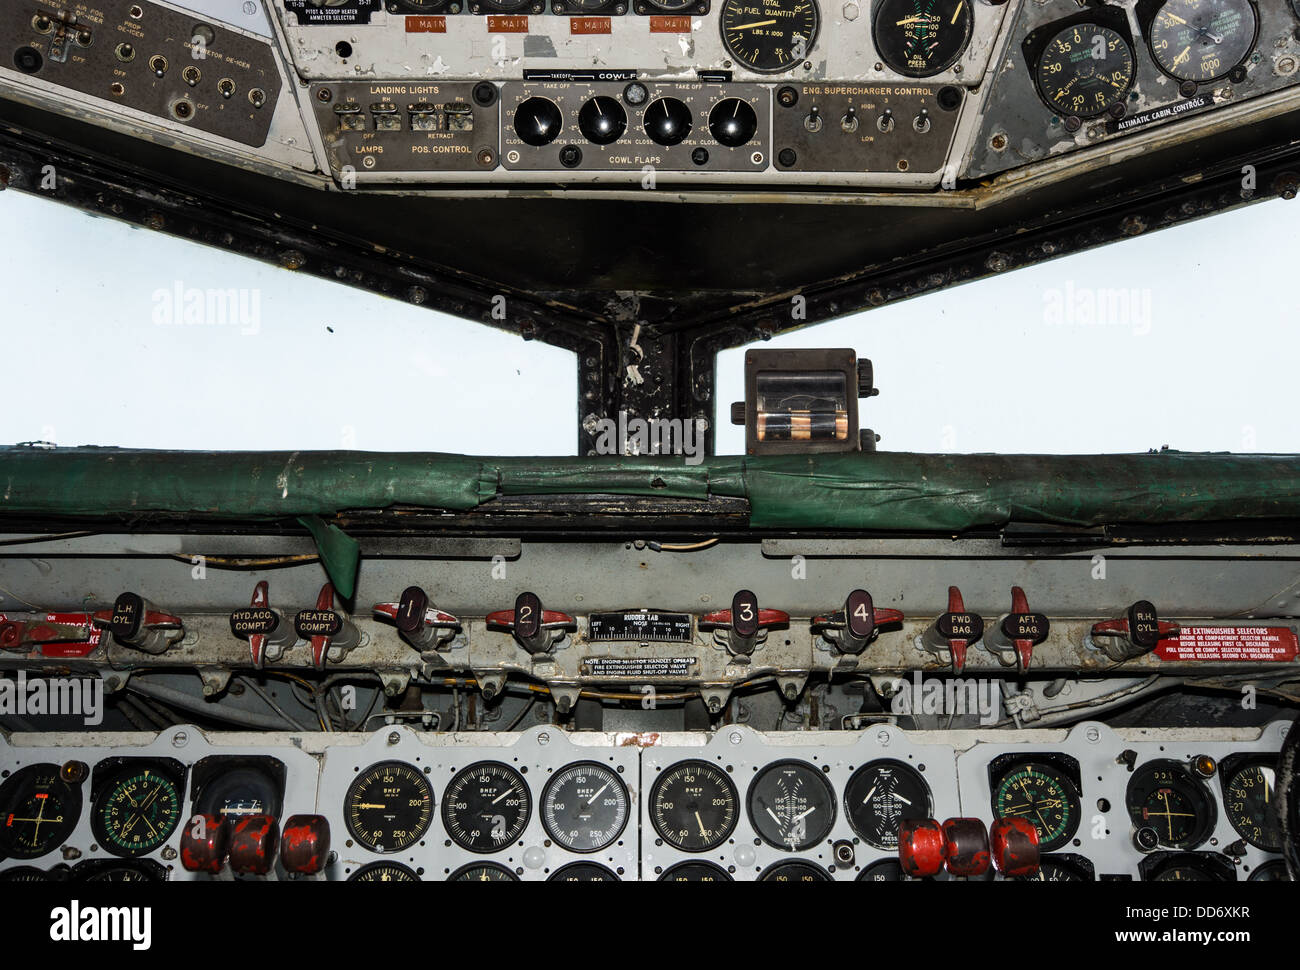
[92, 766, 182, 857]
[1149, 0, 1258, 84]
[1035, 23, 1136, 118]
[659, 860, 734, 881]
[1222, 761, 1282, 851]
[1125, 760, 1215, 850]
[720, 0, 820, 75]
[349, 861, 419, 882]
[540, 762, 629, 853]
[548, 862, 619, 881]
[747, 760, 835, 852]
[844, 760, 932, 850]
[992, 762, 1080, 852]
[449, 861, 519, 881]
[872, 0, 975, 78]
[442, 762, 531, 853]
[0, 764, 82, 860]
[650, 760, 738, 852]
[758, 859, 833, 881]
[344, 761, 433, 854]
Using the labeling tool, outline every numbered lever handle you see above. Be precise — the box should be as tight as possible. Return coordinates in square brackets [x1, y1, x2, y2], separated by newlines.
[1090, 599, 1179, 661]
[919, 586, 984, 674]
[486, 592, 575, 655]
[699, 589, 789, 657]
[374, 586, 461, 652]
[985, 586, 1048, 672]
[811, 589, 904, 655]
[230, 580, 298, 669]
[0, 616, 92, 652]
[92, 592, 183, 655]
[294, 583, 361, 670]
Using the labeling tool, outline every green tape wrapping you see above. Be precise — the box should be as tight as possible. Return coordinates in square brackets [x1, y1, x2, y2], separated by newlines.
[297, 515, 361, 600]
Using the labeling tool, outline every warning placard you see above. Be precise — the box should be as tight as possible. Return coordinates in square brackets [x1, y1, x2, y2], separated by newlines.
[1155, 626, 1299, 663]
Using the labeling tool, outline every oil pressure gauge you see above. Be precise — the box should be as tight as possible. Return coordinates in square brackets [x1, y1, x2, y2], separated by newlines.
[1149, 0, 1258, 84]
[872, 0, 975, 78]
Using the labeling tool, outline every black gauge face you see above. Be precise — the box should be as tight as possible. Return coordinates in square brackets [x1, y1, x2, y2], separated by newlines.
[857, 859, 906, 881]
[1149, 0, 1257, 84]
[0, 865, 51, 881]
[720, 0, 820, 75]
[1015, 855, 1092, 882]
[659, 860, 734, 881]
[540, 762, 629, 853]
[548, 862, 619, 881]
[80, 862, 165, 882]
[643, 0, 697, 10]
[1222, 762, 1282, 851]
[448, 862, 519, 882]
[92, 767, 183, 857]
[872, 0, 975, 78]
[1248, 860, 1290, 882]
[349, 861, 419, 882]
[650, 761, 739, 852]
[758, 860, 833, 881]
[0, 764, 82, 860]
[992, 762, 1080, 852]
[1126, 760, 1216, 850]
[1035, 23, 1136, 118]
[1152, 864, 1214, 881]
[195, 766, 281, 821]
[844, 760, 932, 850]
[442, 762, 532, 853]
[747, 760, 835, 851]
[344, 761, 433, 854]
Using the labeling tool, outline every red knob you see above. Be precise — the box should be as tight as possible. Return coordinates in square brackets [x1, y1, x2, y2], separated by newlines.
[941, 817, 990, 877]
[228, 814, 280, 875]
[990, 816, 1040, 877]
[179, 813, 228, 874]
[898, 818, 946, 877]
[280, 814, 331, 875]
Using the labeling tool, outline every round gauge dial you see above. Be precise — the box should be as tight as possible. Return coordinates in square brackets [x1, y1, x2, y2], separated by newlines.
[857, 859, 906, 881]
[0, 764, 82, 860]
[0, 866, 51, 881]
[641, 0, 697, 11]
[844, 760, 932, 850]
[1222, 761, 1282, 851]
[1149, 0, 1257, 84]
[1015, 856, 1091, 882]
[1035, 23, 1136, 118]
[1248, 860, 1290, 882]
[344, 761, 433, 854]
[349, 861, 419, 882]
[77, 861, 165, 882]
[650, 760, 738, 852]
[872, 0, 975, 78]
[719, 0, 820, 75]
[758, 859, 832, 881]
[747, 760, 836, 851]
[448, 862, 519, 882]
[548, 862, 619, 881]
[1125, 760, 1216, 850]
[991, 762, 1080, 852]
[442, 762, 532, 853]
[1152, 863, 1215, 881]
[92, 766, 182, 857]
[659, 860, 733, 881]
[540, 762, 629, 853]
[195, 766, 280, 822]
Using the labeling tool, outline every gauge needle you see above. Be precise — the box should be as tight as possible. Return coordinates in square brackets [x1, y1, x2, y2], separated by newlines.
[950, 2, 963, 25]
[730, 19, 776, 30]
[695, 811, 707, 837]
[861, 783, 878, 805]
[355, 803, 387, 809]
[491, 788, 511, 804]
[766, 806, 784, 829]
[1173, 46, 1191, 68]
[581, 782, 611, 809]
[791, 806, 816, 823]
[890, 792, 913, 806]
[1164, 12, 1187, 26]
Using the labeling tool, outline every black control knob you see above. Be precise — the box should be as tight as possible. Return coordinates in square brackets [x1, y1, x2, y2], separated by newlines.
[644, 97, 692, 146]
[578, 96, 627, 145]
[708, 97, 758, 148]
[514, 97, 563, 147]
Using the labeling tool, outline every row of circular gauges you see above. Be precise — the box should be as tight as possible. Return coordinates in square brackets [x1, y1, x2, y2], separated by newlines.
[0, 758, 285, 862]
[1027, 0, 1276, 123]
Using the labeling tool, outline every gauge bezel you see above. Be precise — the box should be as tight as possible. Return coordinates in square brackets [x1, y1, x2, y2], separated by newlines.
[718, 0, 821, 75]
[871, 0, 975, 79]
[548, 861, 620, 880]
[343, 759, 435, 854]
[843, 758, 933, 850]
[89, 759, 186, 859]
[441, 761, 533, 854]
[0, 762, 83, 861]
[1125, 759, 1217, 850]
[990, 758, 1082, 853]
[746, 758, 836, 852]
[658, 860, 734, 881]
[348, 860, 420, 882]
[1218, 754, 1283, 852]
[540, 760, 630, 853]
[1145, 0, 1259, 85]
[649, 759, 739, 852]
[1024, 13, 1137, 120]
[448, 861, 520, 881]
[757, 859, 833, 881]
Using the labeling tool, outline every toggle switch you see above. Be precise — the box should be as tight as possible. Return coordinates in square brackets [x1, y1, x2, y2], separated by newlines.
[898, 818, 946, 878]
[877, 108, 894, 132]
[984, 587, 1048, 672]
[1089, 600, 1179, 661]
[941, 817, 990, 877]
[841, 105, 858, 132]
[228, 814, 279, 876]
[280, 815, 331, 876]
[919, 586, 984, 674]
[180, 813, 228, 874]
[373, 586, 461, 653]
[989, 817, 1040, 877]
[230, 580, 297, 669]
[804, 104, 821, 132]
[486, 592, 576, 656]
[92, 593, 183, 655]
[699, 590, 789, 658]
[293, 583, 361, 670]
[811, 589, 904, 655]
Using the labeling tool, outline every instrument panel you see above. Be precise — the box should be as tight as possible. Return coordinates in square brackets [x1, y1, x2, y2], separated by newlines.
[1, 720, 1290, 880]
